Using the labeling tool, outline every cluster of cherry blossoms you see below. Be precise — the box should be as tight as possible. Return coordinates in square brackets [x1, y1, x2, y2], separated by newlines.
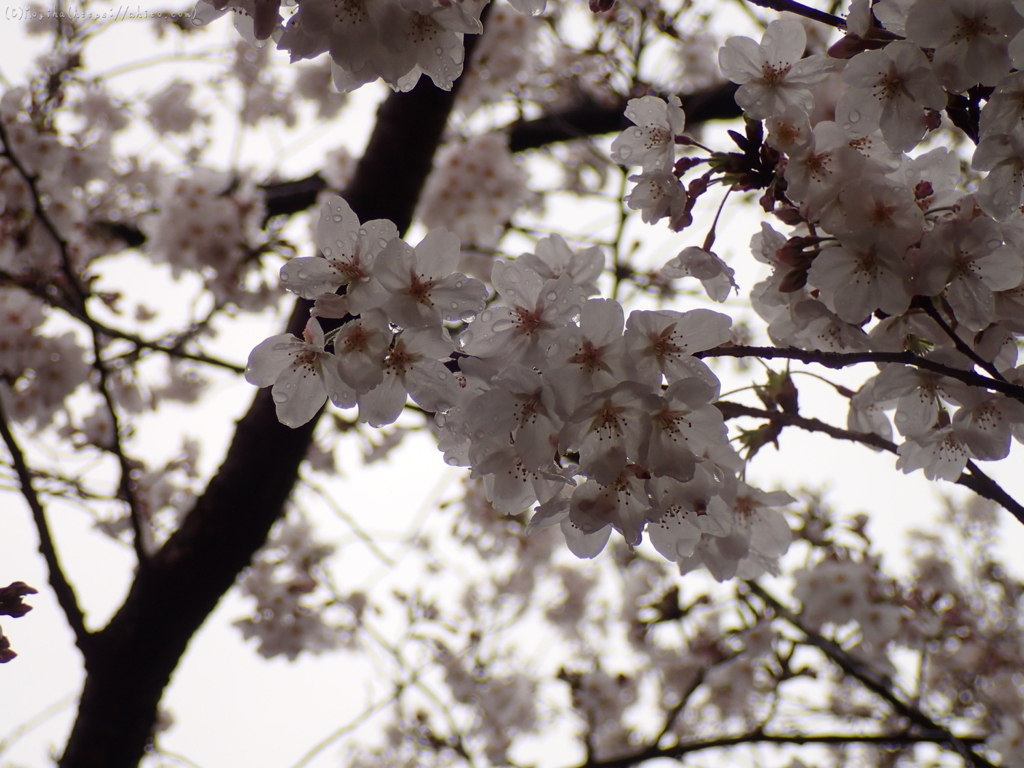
[610, 2, 1024, 487]
[196, 0, 545, 93]
[249, 191, 792, 575]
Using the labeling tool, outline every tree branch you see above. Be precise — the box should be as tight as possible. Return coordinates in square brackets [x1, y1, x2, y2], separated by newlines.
[714, 400, 1024, 525]
[0, 395, 91, 652]
[259, 82, 742, 219]
[57, 64, 471, 768]
[577, 731, 987, 768]
[745, 580, 994, 768]
[698, 345, 1024, 402]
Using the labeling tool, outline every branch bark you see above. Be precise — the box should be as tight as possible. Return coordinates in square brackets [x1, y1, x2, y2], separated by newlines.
[56, 70, 465, 768]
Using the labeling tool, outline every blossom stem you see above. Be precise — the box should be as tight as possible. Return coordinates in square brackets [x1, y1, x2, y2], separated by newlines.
[744, 0, 846, 30]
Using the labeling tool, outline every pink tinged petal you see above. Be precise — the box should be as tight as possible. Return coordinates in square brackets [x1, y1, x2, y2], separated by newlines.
[648, 508, 700, 561]
[358, 371, 408, 427]
[458, 306, 517, 358]
[321, 355, 358, 409]
[272, 362, 328, 428]
[245, 335, 302, 387]
[406, 359, 461, 414]
[316, 196, 360, 255]
[414, 227, 461, 278]
[719, 35, 765, 84]
[430, 273, 488, 322]
[749, 507, 792, 558]
[760, 18, 806, 67]
[560, 515, 612, 558]
[491, 259, 544, 306]
[280, 257, 344, 299]
[953, 400, 1014, 460]
[579, 298, 624, 347]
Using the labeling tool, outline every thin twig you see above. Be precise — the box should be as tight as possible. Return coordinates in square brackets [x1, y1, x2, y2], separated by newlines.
[745, 580, 994, 768]
[0, 122, 150, 562]
[714, 400, 1024, 525]
[0, 395, 91, 652]
[745, 0, 847, 28]
[922, 299, 1007, 382]
[697, 345, 1024, 402]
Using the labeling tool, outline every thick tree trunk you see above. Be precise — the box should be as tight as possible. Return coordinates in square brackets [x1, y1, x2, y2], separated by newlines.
[57, 74, 462, 768]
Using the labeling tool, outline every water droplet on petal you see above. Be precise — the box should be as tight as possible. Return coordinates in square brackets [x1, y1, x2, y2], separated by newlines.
[273, 390, 290, 403]
[619, 146, 633, 160]
[460, 310, 477, 322]
[848, 110, 861, 123]
[455, 281, 463, 288]
[480, 310, 493, 323]
[450, 302, 459, 309]
[460, 330, 475, 346]
[545, 290, 558, 301]
[435, 413, 447, 427]
[323, 247, 332, 257]
[446, 455, 460, 465]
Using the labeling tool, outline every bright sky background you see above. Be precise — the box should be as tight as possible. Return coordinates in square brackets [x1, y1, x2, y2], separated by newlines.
[4, 3, 1024, 768]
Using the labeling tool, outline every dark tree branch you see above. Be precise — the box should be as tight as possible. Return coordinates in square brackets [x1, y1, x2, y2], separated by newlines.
[715, 400, 1024, 525]
[698, 344, 1024, 402]
[0, 395, 92, 653]
[57, 65, 469, 768]
[744, 0, 847, 28]
[576, 731, 987, 768]
[745, 581, 994, 768]
[0, 121, 148, 562]
[260, 81, 743, 220]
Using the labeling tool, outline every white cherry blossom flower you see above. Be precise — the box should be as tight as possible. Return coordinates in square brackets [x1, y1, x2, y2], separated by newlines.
[896, 425, 971, 481]
[807, 231, 911, 324]
[357, 326, 461, 426]
[566, 466, 650, 550]
[624, 170, 689, 230]
[951, 389, 1024, 460]
[624, 309, 731, 387]
[245, 318, 349, 429]
[661, 247, 738, 303]
[460, 262, 585, 367]
[559, 381, 653, 486]
[904, 0, 1022, 93]
[834, 42, 946, 152]
[280, 195, 397, 313]
[545, 298, 631, 416]
[373, 227, 488, 328]
[516, 235, 605, 297]
[610, 95, 685, 172]
[718, 19, 832, 120]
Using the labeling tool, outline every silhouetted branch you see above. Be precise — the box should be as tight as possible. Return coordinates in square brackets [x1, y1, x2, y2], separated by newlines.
[714, 400, 1024, 525]
[0, 396, 91, 653]
[745, 581, 994, 768]
[57, 56, 473, 768]
[698, 345, 1024, 402]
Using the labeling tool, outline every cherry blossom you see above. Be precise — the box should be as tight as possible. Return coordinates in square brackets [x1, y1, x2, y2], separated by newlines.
[610, 95, 685, 172]
[834, 42, 946, 152]
[281, 195, 398, 313]
[245, 318, 350, 428]
[718, 19, 832, 120]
